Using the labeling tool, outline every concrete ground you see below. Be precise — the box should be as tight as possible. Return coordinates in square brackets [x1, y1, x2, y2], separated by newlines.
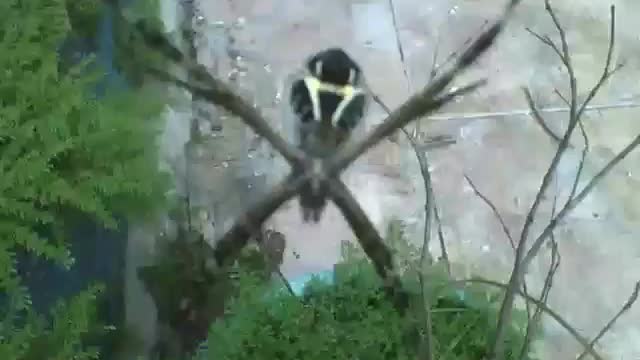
[135, 0, 640, 358]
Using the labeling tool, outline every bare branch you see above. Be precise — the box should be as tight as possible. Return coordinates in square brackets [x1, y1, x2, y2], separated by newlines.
[441, 278, 604, 360]
[568, 121, 589, 202]
[553, 89, 590, 200]
[553, 88, 570, 105]
[491, 1, 594, 357]
[575, 5, 621, 120]
[432, 204, 450, 274]
[525, 27, 565, 63]
[372, 93, 448, 357]
[463, 174, 515, 248]
[523, 87, 565, 145]
[576, 281, 640, 360]
[523, 132, 640, 266]
[464, 173, 534, 318]
[369, 94, 439, 265]
[402, 127, 435, 360]
[498, 6, 635, 357]
[518, 236, 560, 359]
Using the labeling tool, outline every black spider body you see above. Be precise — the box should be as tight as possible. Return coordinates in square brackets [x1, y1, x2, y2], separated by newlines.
[289, 47, 368, 222]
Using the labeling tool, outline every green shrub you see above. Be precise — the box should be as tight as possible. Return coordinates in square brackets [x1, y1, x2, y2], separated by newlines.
[1, 0, 168, 358]
[199, 221, 538, 360]
[0, 0, 169, 283]
[0, 282, 106, 360]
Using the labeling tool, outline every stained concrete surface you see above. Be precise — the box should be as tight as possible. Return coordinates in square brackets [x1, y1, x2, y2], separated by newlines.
[130, 0, 640, 358]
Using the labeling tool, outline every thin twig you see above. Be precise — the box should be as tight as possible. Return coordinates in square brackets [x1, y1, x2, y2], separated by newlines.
[463, 174, 515, 248]
[432, 204, 450, 274]
[387, 0, 411, 91]
[554, 89, 590, 199]
[438, 278, 604, 360]
[553, 88, 570, 105]
[490, 2, 592, 358]
[404, 128, 435, 360]
[523, 132, 640, 266]
[523, 87, 565, 144]
[518, 229, 560, 359]
[575, 5, 621, 121]
[576, 281, 640, 360]
[568, 120, 589, 202]
[373, 91, 451, 274]
[370, 89, 455, 274]
[464, 173, 533, 318]
[370, 95, 438, 265]
[525, 27, 565, 63]
[522, 3, 623, 267]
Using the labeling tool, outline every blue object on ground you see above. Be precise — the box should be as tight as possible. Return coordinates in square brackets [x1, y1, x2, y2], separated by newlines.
[288, 269, 335, 296]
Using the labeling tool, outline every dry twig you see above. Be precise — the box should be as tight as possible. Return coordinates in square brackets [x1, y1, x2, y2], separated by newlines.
[440, 278, 604, 360]
[518, 196, 561, 359]
[491, 4, 628, 359]
[576, 281, 640, 360]
[369, 93, 437, 358]
[463, 173, 537, 319]
[523, 87, 564, 144]
[523, 132, 640, 266]
[463, 175, 515, 248]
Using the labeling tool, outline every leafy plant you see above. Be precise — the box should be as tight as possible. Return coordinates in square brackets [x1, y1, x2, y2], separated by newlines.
[198, 220, 538, 360]
[1, 0, 169, 358]
[0, 0, 169, 282]
[64, 0, 104, 41]
[0, 282, 107, 360]
[111, 0, 170, 88]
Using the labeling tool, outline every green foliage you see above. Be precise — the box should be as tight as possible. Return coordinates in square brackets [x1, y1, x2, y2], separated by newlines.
[139, 219, 282, 357]
[199, 220, 539, 360]
[112, 0, 170, 87]
[0, 0, 169, 279]
[65, 0, 104, 41]
[1, 0, 170, 358]
[0, 283, 107, 360]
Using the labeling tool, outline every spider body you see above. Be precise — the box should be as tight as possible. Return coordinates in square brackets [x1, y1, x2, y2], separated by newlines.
[289, 48, 368, 222]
